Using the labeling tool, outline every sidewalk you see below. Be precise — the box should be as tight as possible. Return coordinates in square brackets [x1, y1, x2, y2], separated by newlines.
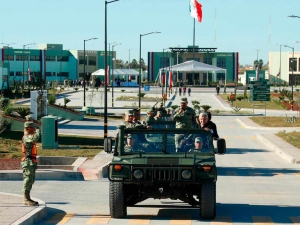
[2, 89, 299, 224]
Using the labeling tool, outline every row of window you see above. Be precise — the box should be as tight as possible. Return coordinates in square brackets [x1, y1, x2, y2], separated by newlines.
[10, 72, 69, 77]
[78, 56, 97, 66]
[288, 58, 300, 72]
[4, 55, 69, 62]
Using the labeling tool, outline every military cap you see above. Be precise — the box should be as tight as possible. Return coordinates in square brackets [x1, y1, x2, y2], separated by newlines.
[180, 97, 188, 103]
[25, 115, 33, 121]
[24, 122, 35, 128]
[147, 109, 153, 113]
[125, 110, 134, 116]
[195, 137, 203, 143]
[127, 134, 137, 139]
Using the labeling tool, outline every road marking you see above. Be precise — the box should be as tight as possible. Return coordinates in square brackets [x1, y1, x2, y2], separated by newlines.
[236, 136, 243, 139]
[249, 136, 257, 140]
[273, 173, 284, 177]
[289, 216, 300, 224]
[170, 215, 191, 225]
[223, 135, 230, 139]
[45, 213, 75, 224]
[225, 171, 238, 176]
[211, 215, 232, 224]
[239, 126, 245, 128]
[86, 214, 111, 224]
[296, 173, 300, 178]
[252, 216, 274, 224]
[128, 215, 152, 224]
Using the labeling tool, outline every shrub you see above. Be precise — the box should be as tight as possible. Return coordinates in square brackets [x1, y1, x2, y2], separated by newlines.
[0, 98, 10, 110]
[14, 107, 32, 118]
[0, 117, 12, 133]
[274, 90, 278, 93]
[296, 89, 300, 93]
[137, 93, 146, 98]
[74, 88, 79, 91]
[191, 100, 200, 105]
[121, 90, 126, 92]
[64, 98, 71, 108]
[171, 105, 179, 110]
[3, 104, 14, 116]
[48, 94, 56, 105]
[201, 105, 211, 112]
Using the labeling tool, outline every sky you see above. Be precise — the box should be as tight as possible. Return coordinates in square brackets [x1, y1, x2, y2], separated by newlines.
[1, 0, 300, 66]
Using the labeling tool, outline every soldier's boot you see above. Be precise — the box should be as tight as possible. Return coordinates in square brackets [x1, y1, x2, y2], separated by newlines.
[24, 193, 39, 206]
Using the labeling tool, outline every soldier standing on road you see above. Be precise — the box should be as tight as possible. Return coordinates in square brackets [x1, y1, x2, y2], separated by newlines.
[172, 97, 196, 151]
[21, 122, 41, 206]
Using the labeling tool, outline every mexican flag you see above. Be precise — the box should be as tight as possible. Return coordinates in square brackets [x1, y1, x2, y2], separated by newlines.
[189, 0, 202, 22]
[168, 71, 173, 89]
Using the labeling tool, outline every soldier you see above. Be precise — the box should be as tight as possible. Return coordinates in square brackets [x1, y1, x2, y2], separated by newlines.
[172, 97, 196, 129]
[143, 109, 155, 126]
[21, 121, 41, 206]
[25, 115, 33, 121]
[188, 137, 204, 152]
[132, 108, 141, 124]
[124, 134, 148, 152]
[121, 110, 150, 129]
[154, 111, 163, 121]
[172, 97, 196, 151]
[156, 102, 167, 115]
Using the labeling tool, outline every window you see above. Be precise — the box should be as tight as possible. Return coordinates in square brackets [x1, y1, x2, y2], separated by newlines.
[88, 56, 96, 66]
[46, 56, 55, 61]
[160, 57, 169, 68]
[10, 71, 14, 76]
[58, 56, 69, 62]
[203, 58, 212, 65]
[217, 58, 226, 68]
[16, 55, 27, 61]
[16, 71, 27, 76]
[58, 72, 69, 77]
[30, 56, 40, 61]
[79, 56, 85, 65]
[217, 73, 225, 81]
[46, 72, 56, 76]
[289, 58, 297, 72]
[4, 55, 14, 61]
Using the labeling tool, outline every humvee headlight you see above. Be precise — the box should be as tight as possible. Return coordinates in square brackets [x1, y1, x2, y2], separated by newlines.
[133, 170, 143, 179]
[182, 170, 192, 179]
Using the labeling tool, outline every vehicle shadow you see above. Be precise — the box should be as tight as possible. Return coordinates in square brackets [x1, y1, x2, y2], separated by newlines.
[224, 148, 268, 154]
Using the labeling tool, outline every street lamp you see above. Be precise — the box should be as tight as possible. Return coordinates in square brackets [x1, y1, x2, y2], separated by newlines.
[255, 49, 260, 80]
[22, 43, 35, 90]
[276, 44, 283, 85]
[284, 44, 295, 110]
[128, 49, 132, 67]
[112, 42, 121, 107]
[83, 37, 98, 107]
[288, 15, 300, 18]
[139, 31, 161, 110]
[162, 48, 169, 98]
[1, 42, 15, 79]
[104, 0, 119, 138]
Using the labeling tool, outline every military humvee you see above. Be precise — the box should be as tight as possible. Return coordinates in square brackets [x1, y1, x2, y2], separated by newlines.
[104, 124, 226, 220]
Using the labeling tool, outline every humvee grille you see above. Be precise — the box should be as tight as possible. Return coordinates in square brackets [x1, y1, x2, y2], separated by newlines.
[147, 158, 179, 165]
[146, 168, 179, 181]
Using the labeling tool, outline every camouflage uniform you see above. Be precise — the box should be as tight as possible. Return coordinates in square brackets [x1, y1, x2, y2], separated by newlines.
[143, 115, 155, 126]
[172, 98, 196, 150]
[124, 134, 148, 152]
[21, 122, 41, 206]
[122, 110, 147, 129]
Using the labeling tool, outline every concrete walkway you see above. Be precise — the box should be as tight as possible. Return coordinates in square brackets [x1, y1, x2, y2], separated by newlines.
[1, 87, 299, 224]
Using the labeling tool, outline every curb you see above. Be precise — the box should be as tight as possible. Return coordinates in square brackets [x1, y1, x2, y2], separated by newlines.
[0, 192, 47, 225]
[257, 134, 300, 164]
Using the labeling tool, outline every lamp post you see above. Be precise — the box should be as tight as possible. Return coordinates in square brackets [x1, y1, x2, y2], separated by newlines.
[139, 31, 161, 110]
[128, 49, 132, 67]
[83, 37, 98, 107]
[111, 42, 121, 107]
[276, 44, 283, 86]
[284, 45, 295, 110]
[104, 0, 119, 138]
[22, 43, 35, 90]
[255, 49, 260, 80]
[1, 42, 15, 81]
[162, 48, 169, 98]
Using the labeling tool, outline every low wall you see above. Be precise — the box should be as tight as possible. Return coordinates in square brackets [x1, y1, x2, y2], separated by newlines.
[2, 115, 40, 131]
[48, 104, 84, 121]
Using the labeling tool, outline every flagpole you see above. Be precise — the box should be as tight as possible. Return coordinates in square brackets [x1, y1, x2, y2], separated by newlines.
[192, 18, 195, 84]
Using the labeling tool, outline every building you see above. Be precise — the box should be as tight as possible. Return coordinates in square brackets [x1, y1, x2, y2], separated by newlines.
[269, 51, 300, 86]
[147, 46, 239, 85]
[0, 43, 116, 89]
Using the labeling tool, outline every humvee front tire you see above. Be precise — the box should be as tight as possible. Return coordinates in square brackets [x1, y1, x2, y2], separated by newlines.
[109, 181, 127, 218]
[200, 182, 216, 220]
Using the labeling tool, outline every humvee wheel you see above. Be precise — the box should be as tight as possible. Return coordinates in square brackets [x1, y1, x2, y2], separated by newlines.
[109, 181, 127, 218]
[200, 182, 216, 220]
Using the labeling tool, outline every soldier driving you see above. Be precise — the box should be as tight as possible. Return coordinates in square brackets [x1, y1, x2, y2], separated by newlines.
[188, 137, 204, 152]
[124, 134, 148, 152]
[21, 121, 41, 206]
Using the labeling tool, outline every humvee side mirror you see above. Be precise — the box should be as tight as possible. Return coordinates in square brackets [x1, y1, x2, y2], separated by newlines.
[215, 138, 226, 155]
[104, 137, 112, 153]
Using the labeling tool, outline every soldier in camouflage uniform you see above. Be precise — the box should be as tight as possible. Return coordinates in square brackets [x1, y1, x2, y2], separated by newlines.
[156, 102, 167, 115]
[172, 97, 196, 151]
[124, 134, 148, 152]
[143, 109, 155, 126]
[121, 110, 150, 129]
[188, 137, 204, 152]
[21, 121, 41, 206]
[154, 111, 163, 121]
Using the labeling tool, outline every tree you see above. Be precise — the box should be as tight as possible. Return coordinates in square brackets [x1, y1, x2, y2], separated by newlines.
[115, 59, 125, 69]
[253, 59, 263, 70]
[131, 59, 138, 69]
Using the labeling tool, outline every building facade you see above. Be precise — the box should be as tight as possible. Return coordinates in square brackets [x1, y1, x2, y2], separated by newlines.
[0, 43, 115, 89]
[147, 46, 239, 85]
[269, 51, 300, 86]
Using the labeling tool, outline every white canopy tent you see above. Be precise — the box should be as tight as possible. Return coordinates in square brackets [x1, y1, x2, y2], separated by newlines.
[91, 68, 139, 76]
[157, 60, 227, 85]
[91, 68, 139, 87]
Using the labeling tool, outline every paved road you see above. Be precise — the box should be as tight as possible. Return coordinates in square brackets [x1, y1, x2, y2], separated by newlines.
[1, 114, 300, 224]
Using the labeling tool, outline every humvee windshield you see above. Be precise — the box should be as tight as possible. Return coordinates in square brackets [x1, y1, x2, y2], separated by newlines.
[119, 128, 213, 154]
